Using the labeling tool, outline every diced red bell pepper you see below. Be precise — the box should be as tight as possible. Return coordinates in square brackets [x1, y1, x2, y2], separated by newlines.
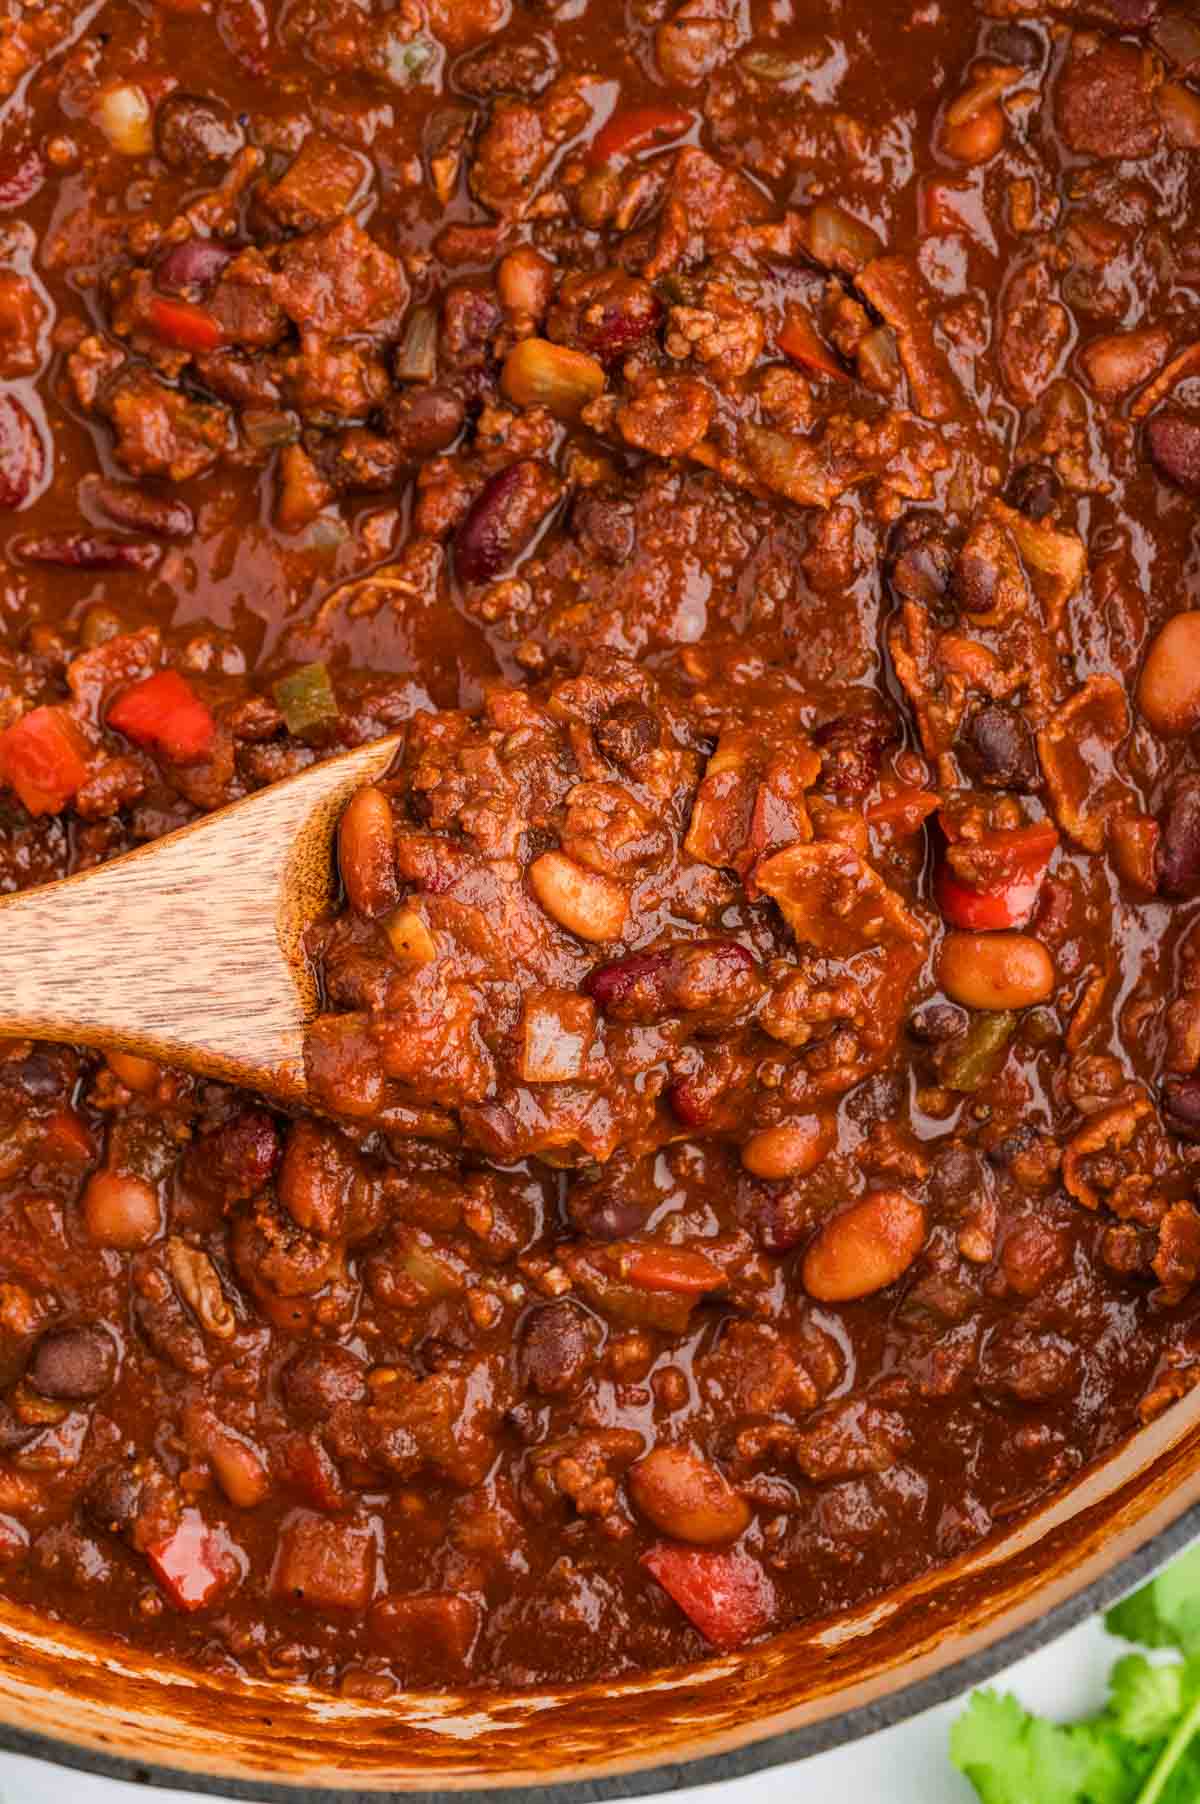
[0, 706, 89, 816]
[587, 104, 695, 166]
[108, 669, 215, 762]
[936, 818, 1058, 931]
[147, 1511, 238, 1612]
[41, 1106, 96, 1167]
[642, 1544, 775, 1651]
[617, 1243, 725, 1295]
[147, 294, 225, 354]
[777, 305, 846, 381]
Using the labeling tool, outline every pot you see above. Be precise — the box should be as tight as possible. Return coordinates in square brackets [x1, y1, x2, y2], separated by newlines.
[3, 1387, 1200, 1801]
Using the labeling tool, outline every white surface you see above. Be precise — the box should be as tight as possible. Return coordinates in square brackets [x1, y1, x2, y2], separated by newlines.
[0, 1610, 1122, 1802]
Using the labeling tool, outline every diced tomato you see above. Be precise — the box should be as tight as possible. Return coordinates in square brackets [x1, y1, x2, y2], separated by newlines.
[107, 669, 215, 762]
[936, 817, 1058, 931]
[777, 305, 846, 381]
[867, 788, 940, 836]
[147, 1511, 239, 1612]
[0, 706, 89, 816]
[587, 104, 695, 167]
[617, 1243, 725, 1295]
[147, 294, 225, 353]
[642, 1544, 775, 1651]
[41, 1106, 96, 1166]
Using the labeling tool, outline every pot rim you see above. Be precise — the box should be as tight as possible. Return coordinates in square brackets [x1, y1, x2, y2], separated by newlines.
[3, 1502, 1199, 1804]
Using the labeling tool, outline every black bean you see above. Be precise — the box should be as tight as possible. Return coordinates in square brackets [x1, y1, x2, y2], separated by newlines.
[887, 514, 954, 605]
[1005, 461, 1061, 520]
[381, 384, 464, 460]
[28, 1324, 117, 1401]
[957, 703, 1041, 791]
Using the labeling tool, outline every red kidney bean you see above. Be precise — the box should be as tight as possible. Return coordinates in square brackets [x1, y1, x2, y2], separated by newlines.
[453, 459, 560, 586]
[665, 1075, 714, 1130]
[82, 476, 194, 540]
[1163, 1076, 1200, 1140]
[1159, 775, 1200, 896]
[0, 394, 43, 511]
[584, 940, 758, 1022]
[27, 1324, 117, 1401]
[1147, 412, 1200, 496]
[155, 238, 235, 296]
[16, 533, 159, 570]
[0, 146, 44, 212]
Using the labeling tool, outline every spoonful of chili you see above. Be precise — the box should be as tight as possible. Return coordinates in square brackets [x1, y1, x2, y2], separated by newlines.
[0, 731, 403, 1104]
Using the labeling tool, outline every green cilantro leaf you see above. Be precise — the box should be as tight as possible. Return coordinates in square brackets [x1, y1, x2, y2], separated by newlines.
[1107, 1547, 1200, 1657]
[952, 1548, 1200, 1804]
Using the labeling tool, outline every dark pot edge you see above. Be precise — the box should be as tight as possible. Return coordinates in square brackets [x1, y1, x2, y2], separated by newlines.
[5, 1502, 1200, 1804]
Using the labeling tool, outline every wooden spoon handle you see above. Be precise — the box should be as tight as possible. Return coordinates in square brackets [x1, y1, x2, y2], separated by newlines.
[0, 734, 400, 1099]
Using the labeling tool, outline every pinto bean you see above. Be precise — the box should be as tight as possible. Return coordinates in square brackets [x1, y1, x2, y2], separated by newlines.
[943, 101, 1005, 163]
[802, 1191, 926, 1303]
[83, 1170, 161, 1249]
[1137, 612, 1200, 735]
[740, 1116, 835, 1182]
[629, 1445, 750, 1545]
[528, 851, 628, 943]
[27, 1324, 117, 1400]
[938, 932, 1055, 1010]
[338, 786, 399, 920]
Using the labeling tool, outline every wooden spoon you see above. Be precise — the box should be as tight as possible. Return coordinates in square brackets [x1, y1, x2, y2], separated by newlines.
[0, 733, 402, 1104]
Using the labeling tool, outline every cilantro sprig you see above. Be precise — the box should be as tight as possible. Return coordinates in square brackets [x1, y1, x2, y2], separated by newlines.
[952, 1545, 1200, 1804]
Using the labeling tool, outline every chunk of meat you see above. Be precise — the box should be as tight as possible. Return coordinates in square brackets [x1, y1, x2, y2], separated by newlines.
[1055, 34, 1162, 158]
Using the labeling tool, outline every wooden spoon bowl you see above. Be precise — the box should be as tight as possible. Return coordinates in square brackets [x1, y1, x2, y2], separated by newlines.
[0, 733, 402, 1101]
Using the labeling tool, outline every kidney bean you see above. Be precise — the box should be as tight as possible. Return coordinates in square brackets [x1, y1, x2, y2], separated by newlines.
[27, 1324, 117, 1400]
[1147, 412, 1200, 496]
[802, 1190, 926, 1303]
[82, 1169, 162, 1249]
[155, 93, 245, 170]
[957, 703, 1040, 790]
[82, 476, 194, 540]
[1158, 775, 1200, 896]
[1163, 1075, 1200, 1140]
[338, 786, 400, 920]
[518, 1300, 596, 1396]
[1137, 611, 1200, 735]
[0, 145, 45, 212]
[454, 460, 560, 586]
[155, 238, 234, 296]
[938, 931, 1055, 1010]
[16, 533, 159, 570]
[0, 394, 43, 511]
[740, 1116, 835, 1182]
[629, 1445, 750, 1546]
[529, 851, 627, 943]
[584, 940, 756, 1021]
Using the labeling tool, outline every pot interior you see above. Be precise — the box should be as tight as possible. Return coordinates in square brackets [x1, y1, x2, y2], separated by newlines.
[2, 1385, 1200, 1799]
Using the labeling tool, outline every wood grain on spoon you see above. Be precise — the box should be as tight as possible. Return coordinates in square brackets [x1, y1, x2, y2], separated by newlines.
[0, 733, 402, 1102]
